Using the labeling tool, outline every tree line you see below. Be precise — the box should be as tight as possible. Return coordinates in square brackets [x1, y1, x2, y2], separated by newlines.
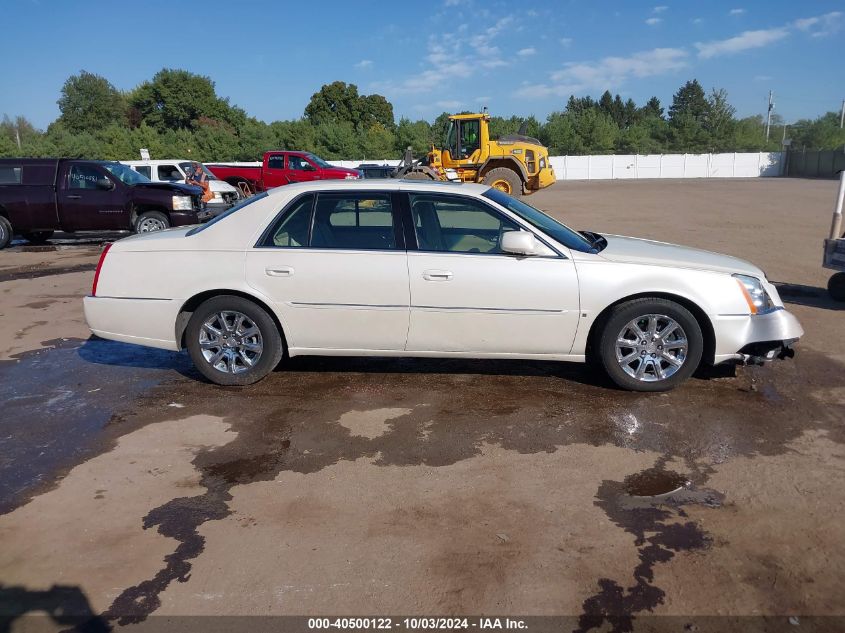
[1, 69, 842, 162]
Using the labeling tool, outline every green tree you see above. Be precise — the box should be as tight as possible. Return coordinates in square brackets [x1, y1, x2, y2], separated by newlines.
[57, 71, 126, 133]
[395, 118, 432, 155]
[669, 79, 708, 125]
[641, 96, 664, 120]
[129, 69, 243, 131]
[544, 112, 581, 154]
[791, 112, 845, 150]
[304, 82, 394, 129]
[703, 88, 737, 151]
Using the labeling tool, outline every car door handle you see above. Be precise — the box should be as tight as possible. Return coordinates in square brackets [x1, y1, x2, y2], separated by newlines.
[265, 267, 294, 277]
[423, 270, 453, 281]
[66, 195, 82, 200]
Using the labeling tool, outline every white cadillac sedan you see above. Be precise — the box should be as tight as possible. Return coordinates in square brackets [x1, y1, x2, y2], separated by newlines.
[83, 180, 803, 392]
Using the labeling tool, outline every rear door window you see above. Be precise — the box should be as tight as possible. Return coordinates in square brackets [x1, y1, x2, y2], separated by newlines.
[311, 194, 396, 250]
[0, 166, 22, 184]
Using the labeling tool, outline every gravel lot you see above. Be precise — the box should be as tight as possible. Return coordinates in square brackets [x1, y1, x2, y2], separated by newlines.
[1, 178, 843, 632]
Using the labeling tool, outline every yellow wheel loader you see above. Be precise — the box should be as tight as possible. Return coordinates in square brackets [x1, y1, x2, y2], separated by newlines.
[394, 110, 555, 196]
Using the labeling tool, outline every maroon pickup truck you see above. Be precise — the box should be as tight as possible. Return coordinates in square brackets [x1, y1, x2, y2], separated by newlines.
[207, 151, 361, 193]
[0, 159, 206, 248]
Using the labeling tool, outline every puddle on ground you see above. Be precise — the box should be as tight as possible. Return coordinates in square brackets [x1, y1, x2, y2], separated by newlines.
[623, 468, 688, 497]
[0, 337, 193, 514]
[1, 334, 844, 623]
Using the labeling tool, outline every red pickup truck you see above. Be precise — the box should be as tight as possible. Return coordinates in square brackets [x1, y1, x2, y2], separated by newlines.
[207, 151, 361, 193]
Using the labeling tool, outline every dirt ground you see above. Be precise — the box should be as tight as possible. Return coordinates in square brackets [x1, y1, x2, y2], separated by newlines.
[0, 178, 843, 632]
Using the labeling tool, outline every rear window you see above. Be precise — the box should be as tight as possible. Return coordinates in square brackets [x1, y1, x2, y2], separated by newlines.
[0, 166, 22, 184]
[185, 192, 269, 236]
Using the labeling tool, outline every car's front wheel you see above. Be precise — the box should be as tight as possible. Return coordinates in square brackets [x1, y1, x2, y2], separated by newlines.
[597, 298, 703, 392]
[185, 295, 283, 386]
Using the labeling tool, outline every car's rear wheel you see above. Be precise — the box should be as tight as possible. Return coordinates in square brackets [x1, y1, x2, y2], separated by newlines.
[185, 295, 283, 386]
[0, 216, 12, 249]
[134, 211, 170, 233]
[598, 298, 703, 392]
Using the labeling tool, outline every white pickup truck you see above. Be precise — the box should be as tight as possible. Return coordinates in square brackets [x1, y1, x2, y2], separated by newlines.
[122, 160, 240, 215]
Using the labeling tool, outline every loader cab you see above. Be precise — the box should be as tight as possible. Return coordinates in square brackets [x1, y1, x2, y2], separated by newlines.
[444, 115, 485, 165]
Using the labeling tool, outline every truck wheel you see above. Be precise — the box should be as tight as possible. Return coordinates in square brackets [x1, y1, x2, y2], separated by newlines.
[828, 272, 845, 302]
[185, 295, 284, 386]
[22, 231, 54, 244]
[483, 168, 522, 196]
[403, 170, 435, 180]
[0, 217, 12, 249]
[134, 211, 170, 233]
[597, 298, 703, 392]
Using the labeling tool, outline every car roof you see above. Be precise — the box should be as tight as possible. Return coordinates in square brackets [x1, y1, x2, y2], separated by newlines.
[263, 179, 491, 197]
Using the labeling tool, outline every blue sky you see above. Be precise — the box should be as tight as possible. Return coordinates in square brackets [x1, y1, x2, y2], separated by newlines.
[1, 0, 843, 129]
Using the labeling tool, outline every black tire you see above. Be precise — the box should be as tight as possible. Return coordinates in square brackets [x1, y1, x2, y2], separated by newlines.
[185, 295, 283, 386]
[403, 170, 435, 180]
[134, 211, 170, 233]
[22, 230, 54, 244]
[597, 298, 703, 392]
[0, 216, 12, 249]
[483, 167, 523, 197]
[828, 272, 845, 302]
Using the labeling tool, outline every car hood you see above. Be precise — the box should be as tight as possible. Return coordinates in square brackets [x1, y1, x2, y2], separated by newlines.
[597, 234, 764, 277]
[134, 182, 203, 196]
[323, 167, 360, 177]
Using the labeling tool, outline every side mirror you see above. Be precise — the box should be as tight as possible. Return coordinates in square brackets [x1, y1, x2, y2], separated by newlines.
[96, 178, 115, 190]
[303, 163, 316, 171]
[501, 230, 538, 256]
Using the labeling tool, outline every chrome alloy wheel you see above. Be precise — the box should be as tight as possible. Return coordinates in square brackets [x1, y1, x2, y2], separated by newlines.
[198, 311, 263, 374]
[137, 216, 168, 232]
[615, 314, 688, 382]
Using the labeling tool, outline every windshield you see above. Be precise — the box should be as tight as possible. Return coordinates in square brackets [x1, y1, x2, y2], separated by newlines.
[103, 162, 150, 185]
[179, 161, 218, 180]
[482, 188, 595, 253]
[185, 192, 269, 236]
[305, 153, 332, 169]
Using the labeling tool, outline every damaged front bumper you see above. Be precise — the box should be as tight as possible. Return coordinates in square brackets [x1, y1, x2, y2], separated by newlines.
[712, 308, 804, 365]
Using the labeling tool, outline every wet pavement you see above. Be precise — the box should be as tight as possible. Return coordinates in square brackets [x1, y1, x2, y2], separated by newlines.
[1, 179, 844, 631]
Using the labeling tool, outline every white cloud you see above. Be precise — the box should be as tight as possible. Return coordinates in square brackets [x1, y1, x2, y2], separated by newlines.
[652, 5, 668, 13]
[695, 27, 789, 58]
[729, 8, 746, 15]
[753, 75, 772, 82]
[560, 37, 573, 47]
[372, 17, 514, 96]
[794, 11, 842, 37]
[520, 47, 688, 98]
[435, 100, 463, 109]
[692, 17, 703, 24]
[475, 96, 491, 103]
[527, 9, 538, 17]
[645, 17, 662, 26]
[443, 0, 461, 5]
[517, 47, 536, 57]
[355, 60, 373, 69]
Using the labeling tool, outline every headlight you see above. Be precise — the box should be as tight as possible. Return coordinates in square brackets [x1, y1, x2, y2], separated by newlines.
[733, 274, 776, 315]
[172, 195, 193, 211]
[213, 191, 223, 200]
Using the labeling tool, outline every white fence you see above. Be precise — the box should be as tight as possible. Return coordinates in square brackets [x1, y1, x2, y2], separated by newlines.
[327, 152, 784, 180]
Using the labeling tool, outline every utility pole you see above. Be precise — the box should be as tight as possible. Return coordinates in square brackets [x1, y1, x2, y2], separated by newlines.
[840, 99, 844, 129]
[765, 90, 774, 142]
[14, 126, 21, 151]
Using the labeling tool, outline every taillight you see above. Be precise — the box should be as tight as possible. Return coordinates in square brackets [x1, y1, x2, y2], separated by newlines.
[91, 243, 112, 296]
